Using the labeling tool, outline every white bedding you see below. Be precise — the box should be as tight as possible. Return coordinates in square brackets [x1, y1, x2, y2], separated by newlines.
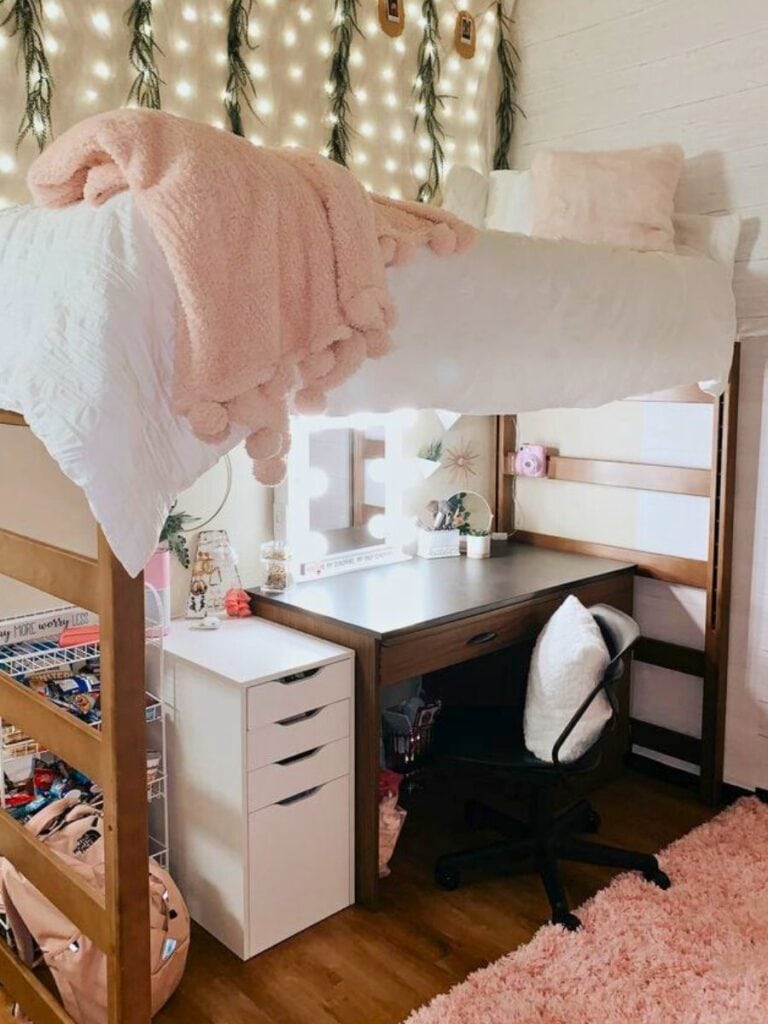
[0, 194, 736, 576]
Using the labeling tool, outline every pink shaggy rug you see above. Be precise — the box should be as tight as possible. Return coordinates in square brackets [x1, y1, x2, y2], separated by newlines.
[406, 798, 768, 1024]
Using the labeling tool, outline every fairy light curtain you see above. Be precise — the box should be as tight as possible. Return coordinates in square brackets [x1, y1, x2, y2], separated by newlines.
[0, 0, 514, 209]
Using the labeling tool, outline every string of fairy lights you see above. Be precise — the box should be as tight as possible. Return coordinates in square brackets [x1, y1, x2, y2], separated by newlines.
[0, 0, 518, 202]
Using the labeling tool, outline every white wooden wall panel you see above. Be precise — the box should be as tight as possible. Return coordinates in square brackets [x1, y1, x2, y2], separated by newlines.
[633, 579, 706, 650]
[630, 663, 703, 738]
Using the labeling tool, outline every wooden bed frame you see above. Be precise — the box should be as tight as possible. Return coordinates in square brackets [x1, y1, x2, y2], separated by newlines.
[0, 347, 740, 1017]
[494, 345, 741, 806]
[0, 411, 151, 1023]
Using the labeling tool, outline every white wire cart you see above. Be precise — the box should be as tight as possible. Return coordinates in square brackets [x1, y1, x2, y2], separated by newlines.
[0, 590, 170, 949]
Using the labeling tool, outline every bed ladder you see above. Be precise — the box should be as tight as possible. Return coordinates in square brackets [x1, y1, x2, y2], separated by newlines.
[0, 521, 151, 1023]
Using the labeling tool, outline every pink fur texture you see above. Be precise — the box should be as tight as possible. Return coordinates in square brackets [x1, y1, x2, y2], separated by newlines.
[27, 110, 475, 484]
[406, 798, 768, 1024]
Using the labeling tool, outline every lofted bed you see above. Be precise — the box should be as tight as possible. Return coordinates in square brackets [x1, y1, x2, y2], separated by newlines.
[0, 115, 742, 1023]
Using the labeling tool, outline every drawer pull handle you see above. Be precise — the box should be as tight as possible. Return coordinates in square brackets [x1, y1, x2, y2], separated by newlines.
[277, 785, 321, 807]
[276, 746, 320, 767]
[279, 667, 320, 685]
[276, 707, 322, 727]
[467, 630, 498, 646]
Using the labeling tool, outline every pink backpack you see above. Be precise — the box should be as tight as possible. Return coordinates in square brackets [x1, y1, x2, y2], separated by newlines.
[1, 793, 189, 1024]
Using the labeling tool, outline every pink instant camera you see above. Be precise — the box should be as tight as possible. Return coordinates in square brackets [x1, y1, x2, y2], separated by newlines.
[514, 444, 547, 477]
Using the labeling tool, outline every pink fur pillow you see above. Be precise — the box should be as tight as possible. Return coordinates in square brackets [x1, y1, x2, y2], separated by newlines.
[531, 144, 684, 253]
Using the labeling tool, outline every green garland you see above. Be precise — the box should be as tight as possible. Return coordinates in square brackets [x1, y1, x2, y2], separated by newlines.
[492, 0, 521, 170]
[224, 0, 257, 136]
[0, 0, 52, 150]
[326, 0, 362, 166]
[413, 0, 446, 203]
[125, 0, 163, 109]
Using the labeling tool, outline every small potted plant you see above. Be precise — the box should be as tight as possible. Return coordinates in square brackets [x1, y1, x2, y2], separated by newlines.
[158, 503, 199, 569]
[145, 504, 198, 633]
[466, 528, 491, 559]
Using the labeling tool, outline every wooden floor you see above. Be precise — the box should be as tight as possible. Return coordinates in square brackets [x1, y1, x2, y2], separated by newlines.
[155, 771, 713, 1024]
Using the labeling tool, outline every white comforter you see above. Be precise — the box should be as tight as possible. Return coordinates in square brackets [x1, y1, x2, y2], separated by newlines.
[0, 194, 736, 576]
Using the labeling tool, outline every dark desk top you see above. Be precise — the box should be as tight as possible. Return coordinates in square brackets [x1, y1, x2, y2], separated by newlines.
[251, 543, 634, 640]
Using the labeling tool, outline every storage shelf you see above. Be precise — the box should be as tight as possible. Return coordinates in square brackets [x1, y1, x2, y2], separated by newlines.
[0, 640, 101, 678]
[150, 836, 168, 869]
[147, 774, 166, 803]
[0, 608, 171, 933]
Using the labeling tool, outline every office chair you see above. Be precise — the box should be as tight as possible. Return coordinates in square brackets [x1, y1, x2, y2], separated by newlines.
[433, 603, 670, 930]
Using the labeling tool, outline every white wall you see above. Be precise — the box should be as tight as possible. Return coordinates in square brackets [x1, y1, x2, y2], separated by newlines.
[0, 428, 272, 622]
[512, 0, 768, 787]
[513, 0, 768, 337]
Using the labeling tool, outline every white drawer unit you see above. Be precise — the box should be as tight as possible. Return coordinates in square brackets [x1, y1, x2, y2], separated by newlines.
[163, 617, 354, 960]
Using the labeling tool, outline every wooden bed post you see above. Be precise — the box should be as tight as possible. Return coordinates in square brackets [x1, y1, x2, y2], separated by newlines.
[700, 343, 740, 805]
[97, 530, 152, 1024]
[494, 415, 516, 533]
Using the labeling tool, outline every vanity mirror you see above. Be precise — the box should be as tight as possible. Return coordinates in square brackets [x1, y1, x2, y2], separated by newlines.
[275, 412, 417, 580]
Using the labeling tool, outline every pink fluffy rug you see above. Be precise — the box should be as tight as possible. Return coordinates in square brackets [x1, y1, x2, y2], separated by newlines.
[405, 798, 768, 1024]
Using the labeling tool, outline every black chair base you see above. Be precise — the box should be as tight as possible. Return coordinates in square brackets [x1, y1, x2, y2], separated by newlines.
[434, 792, 671, 931]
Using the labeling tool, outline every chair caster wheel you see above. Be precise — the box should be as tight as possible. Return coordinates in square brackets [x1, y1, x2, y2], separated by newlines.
[582, 809, 601, 833]
[435, 865, 461, 891]
[644, 866, 671, 890]
[553, 910, 582, 932]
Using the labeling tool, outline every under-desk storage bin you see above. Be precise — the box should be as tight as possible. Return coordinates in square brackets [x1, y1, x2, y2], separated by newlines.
[163, 617, 354, 960]
[248, 775, 352, 956]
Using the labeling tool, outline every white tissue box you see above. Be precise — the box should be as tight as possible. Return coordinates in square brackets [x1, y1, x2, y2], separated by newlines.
[417, 528, 460, 559]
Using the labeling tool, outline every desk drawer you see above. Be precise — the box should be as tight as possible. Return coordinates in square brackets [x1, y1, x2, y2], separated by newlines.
[247, 698, 350, 770]
[379, 603, 550, 683]
[247, 658, 352, 730]
[248, 775, 352, 956]
[247, 737, 350, 813]
[378, 575, 632, 684]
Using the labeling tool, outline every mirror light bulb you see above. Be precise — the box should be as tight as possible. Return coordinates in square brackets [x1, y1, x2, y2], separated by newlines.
[307, 467, 329, 499]
[367, 514, 388, 541]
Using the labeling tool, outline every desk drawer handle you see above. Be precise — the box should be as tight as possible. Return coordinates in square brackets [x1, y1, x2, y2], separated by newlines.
[467, 630, 498, 646]
[277, 785, 321, 807]
[276, 746, 320, 767]
[276, 707, 322, 727]
[278, 667, 320, 685]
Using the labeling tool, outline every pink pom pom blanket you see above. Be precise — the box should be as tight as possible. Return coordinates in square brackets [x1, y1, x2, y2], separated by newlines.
[27, 110, 475, 484]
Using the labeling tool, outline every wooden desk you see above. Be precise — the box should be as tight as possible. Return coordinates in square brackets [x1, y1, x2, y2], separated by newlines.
[250, 543, 634, 906]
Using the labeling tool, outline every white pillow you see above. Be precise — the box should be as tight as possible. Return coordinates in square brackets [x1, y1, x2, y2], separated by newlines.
[485, 169, 533, 234]
[673, 212, 741, 269]
[440, 165, 489, 229]
[523, 596, 611, 763]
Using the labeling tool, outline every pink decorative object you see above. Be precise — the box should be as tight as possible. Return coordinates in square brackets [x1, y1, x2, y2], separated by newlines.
[531, 144, 684, 253]
[145, 546, 171, 635]
[379, 793, 407, 878]
[224, 588, 252, 618]
[27, 110, 475, 485]
[515, 443, 547, 477]
[406, 798, 768, 1024]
